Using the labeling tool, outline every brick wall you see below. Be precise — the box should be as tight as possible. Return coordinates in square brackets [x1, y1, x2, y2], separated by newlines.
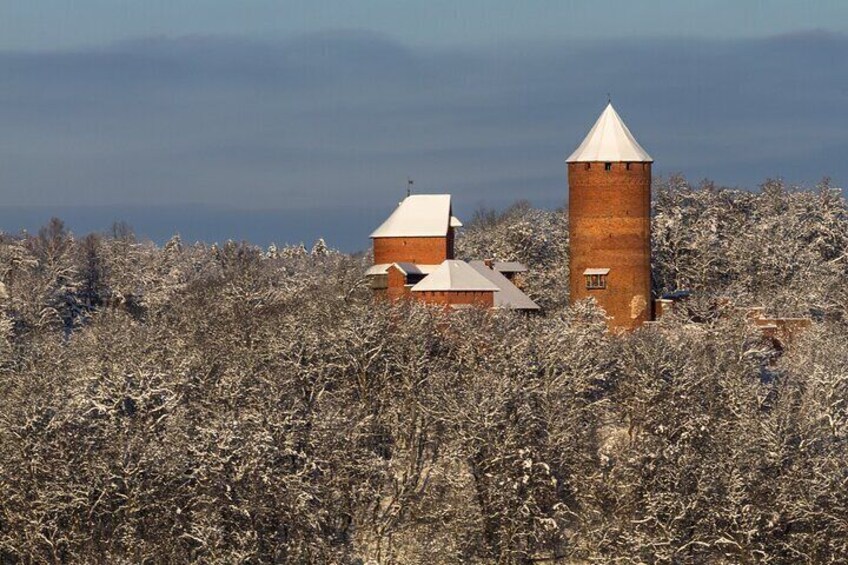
[568, 161, 652, 330]
[386, 264, 412, 300]
[413, 290, 494, 308]
[373, 236, 451, 265]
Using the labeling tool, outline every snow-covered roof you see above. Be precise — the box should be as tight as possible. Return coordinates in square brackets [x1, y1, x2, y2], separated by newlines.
[567, 103, 652, 163]
[366, 263, 440, 276]
[450, 216, 463, 228]
[390, 262, 424, 276]
[410, 260, 500, 292]
[583, 268, 611, 275]
[493, 261, 528, 274]
[370, 194, 459, 238]
[469, 261, 540, 310]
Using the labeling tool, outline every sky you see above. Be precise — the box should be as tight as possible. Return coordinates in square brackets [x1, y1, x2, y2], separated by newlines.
[1, 2, 847, 250]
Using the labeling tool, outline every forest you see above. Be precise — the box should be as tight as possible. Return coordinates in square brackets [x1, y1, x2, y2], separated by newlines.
[1, 176, 847, 564]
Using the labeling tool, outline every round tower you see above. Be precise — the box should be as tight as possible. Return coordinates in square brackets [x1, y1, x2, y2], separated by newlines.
[567, 103, 652, 330]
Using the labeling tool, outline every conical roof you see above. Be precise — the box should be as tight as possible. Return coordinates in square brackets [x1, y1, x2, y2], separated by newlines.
[410, 260, 500, 292]
[567, 103, 652, 163]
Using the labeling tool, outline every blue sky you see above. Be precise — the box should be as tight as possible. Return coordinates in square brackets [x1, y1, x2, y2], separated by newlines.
[1, 2, 847, 250]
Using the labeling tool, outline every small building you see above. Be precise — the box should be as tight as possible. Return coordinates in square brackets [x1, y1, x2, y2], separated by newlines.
[366, 195, 539, 311]
[368, 194, 461, 294]
[370, 194, 462, 266]
[409, 260, 499, 308]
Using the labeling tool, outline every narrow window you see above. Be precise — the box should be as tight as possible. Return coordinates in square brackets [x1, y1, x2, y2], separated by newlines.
[626, 162, 631, 170]
[585, 163, 591, 170]
[604, 162, 612, 171]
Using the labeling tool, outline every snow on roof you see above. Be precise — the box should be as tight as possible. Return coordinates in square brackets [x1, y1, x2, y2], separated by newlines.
[410, 260, 500, 292]
[390, 262, 423, 276]
[370, 194, 458, 238]
[366, 263, 440, 276]
[450, 216, 463, 228]
[583, 268, 611, 275]
[567, 103, 652, 163]
[493, 261, 528, 274]
[469, 261, 540, 310]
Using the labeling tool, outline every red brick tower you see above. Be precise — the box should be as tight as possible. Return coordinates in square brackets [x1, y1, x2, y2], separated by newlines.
[567, 103, 652, 330]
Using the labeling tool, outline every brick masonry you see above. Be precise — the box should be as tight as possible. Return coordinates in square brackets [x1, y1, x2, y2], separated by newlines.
[386, 264, 412, 300]
[413, 290, 494, 308]
[568, 161, 652, 330]
[373, 230, 455, 265]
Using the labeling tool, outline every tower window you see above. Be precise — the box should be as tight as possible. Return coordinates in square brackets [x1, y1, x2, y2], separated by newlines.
[626, 162, 631, 170]
[584, 268, 610, 290]
[585, 163, 591, 170]
[604, 162, 612, 171]
[586, 274, 606, 289]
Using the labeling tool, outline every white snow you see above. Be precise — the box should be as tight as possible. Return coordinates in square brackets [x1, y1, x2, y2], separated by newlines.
[468, 261, 540, 310]
[410, 260, 500, 292]
[366, 263, 441, 276]
[370, 194, 457, 238]
[567, 103, 652, 163]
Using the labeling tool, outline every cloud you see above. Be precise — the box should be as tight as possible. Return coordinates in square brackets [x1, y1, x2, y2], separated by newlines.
[0, 31, 846, 249]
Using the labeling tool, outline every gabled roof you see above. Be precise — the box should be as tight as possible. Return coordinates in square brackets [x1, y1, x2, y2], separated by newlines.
[370, 194, 458, 238]
[469, 261, 540, 310]
[365, 263, 440, 276]
[567, 103, 652, 163]
[410, 260, 500, 292]
[493, 261, 528, 274]
[389, 262, 424, 276]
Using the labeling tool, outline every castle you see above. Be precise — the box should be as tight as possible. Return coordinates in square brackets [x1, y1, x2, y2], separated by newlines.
[366, 194, 540, 310]
[365, 102, 651, 327]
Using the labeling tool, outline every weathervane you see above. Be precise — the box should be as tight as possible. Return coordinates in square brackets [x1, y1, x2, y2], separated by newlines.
[407, 178, 414, 197]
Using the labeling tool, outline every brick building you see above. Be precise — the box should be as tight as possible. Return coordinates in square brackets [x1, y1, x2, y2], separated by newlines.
[366, 194, 539, 311]
[567, 103, 653, 330]
[409, 260, 499, 307]
[370, 194, 461, 265]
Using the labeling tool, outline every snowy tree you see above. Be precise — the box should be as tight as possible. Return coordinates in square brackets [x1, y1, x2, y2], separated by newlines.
[310, 237, 330, 256]
[0, 182, 847, 563]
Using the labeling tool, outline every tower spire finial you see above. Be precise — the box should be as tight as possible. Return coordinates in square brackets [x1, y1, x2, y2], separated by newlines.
[407, 177, 413, 197]
[607, 92, 611, 105]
